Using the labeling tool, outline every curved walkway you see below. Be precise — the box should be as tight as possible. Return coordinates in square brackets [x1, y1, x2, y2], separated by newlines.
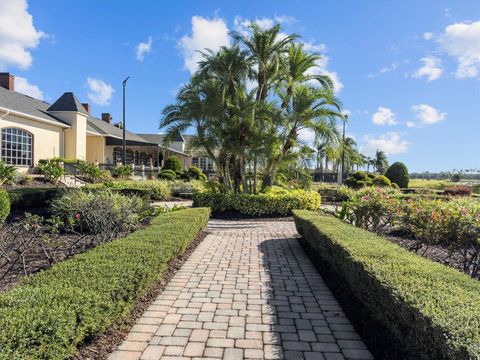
[109, 218, 373, 360]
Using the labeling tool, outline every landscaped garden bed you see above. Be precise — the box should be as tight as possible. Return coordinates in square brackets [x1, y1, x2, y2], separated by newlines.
[294, 210, 480, 360]
[0, 207, 210, 359]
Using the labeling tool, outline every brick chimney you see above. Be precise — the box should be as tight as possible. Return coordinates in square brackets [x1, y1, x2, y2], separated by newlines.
[82, 103, 90, 114]
[101, 113, 112, 123]
[0, 73, 14, 91]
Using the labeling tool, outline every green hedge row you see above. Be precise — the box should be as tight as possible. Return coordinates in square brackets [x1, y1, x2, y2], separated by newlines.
[0, 208, 210, 359]
[293, 210, 480, 360]
[193, 190, 321, 216]
[7, 187, 64, 209]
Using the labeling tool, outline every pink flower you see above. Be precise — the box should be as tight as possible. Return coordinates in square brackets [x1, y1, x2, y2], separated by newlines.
[75, 213, 81, 220]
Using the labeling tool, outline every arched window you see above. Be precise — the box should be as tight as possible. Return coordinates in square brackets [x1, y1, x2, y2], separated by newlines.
[1, 128, 33, 166]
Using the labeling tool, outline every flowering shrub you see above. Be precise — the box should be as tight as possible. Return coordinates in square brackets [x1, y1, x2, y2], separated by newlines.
[443, 185, 472, 197]
[340, 187, 401, 233]
[51, 190, 150, 240]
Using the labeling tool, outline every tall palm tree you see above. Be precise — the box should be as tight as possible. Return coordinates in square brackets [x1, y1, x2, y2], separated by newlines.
[231, 24, 298, 101]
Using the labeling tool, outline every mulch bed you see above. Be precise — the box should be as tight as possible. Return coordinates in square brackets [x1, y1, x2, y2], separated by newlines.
[73, 230, 209, 360]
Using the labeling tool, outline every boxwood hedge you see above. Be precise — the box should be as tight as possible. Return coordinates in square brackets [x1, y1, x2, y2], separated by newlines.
[193, 189, 321, 216]
[293, 210, 480, 360]
[8, 187, 64, 209]
[0, 207, 210, 359]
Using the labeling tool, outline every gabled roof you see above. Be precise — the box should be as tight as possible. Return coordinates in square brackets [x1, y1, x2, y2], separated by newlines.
[0, 87, 69, 126]
[87, 117, 153, 143]
[47, 92, 89, 114]
[136, 134, 166, 145]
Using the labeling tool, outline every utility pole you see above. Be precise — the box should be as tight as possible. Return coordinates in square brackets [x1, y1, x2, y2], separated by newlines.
[122, 76, 130, 165]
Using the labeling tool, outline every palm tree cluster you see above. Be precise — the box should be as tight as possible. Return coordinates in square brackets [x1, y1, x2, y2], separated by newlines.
[161, 23, 380, 193]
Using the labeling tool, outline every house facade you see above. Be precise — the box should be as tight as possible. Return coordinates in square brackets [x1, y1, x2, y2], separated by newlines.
[0, 72, 200, 172]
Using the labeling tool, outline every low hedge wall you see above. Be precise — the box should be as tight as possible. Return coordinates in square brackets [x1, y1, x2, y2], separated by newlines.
[7, 187, 64, 210]
[193, 190, 321, 215]
[293, 210, 480, 360]
[0, 208, 210, 359]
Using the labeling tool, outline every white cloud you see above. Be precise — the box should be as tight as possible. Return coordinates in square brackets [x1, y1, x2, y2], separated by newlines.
[298, 128, 315, 144]
[233, 15, 296, 34]
[372, 107, 398, 125]
[86, 77, 114, 106]
[302, 41, 327, 53]
[15, 76, 43, 99]
[305, 57, 343, 93]
[423, 32, 434, 40]
[361, 132, 409, 155]
[406, 121, 415, 128]
[179, 16, 230, 74]
[0, 0, 45, 69]
[438, 21, 480, 78]
[379, 62, 400, 74]
[412, 56, 443, 81]
[136, 36, 153, 61]
[411, 104, 446, 125]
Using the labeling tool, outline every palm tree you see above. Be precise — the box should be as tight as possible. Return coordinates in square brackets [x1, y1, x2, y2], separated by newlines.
[231, 23, 298, 101]
[374, 150, 389, 174]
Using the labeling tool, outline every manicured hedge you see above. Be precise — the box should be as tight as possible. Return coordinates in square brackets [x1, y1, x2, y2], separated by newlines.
[0, 208, 210, 359]
[7, 187, 64, 209]
[0, 189, 10, 224]
[293, 210, 480, 360]
[193, 190, 321, 215]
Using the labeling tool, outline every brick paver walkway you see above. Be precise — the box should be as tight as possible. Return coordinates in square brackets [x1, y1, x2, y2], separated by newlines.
[109, 219, 373, 360]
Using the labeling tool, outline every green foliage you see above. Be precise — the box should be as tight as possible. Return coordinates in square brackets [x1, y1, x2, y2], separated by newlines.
[344, 171, 373, 189]
[163, 156, 182, 172]
[193, 189, 321, 215]
[187, 166, 204, 180]
[372, 175, 391, 187]
[51, 190, 150, 237]
[110, 165, 133, 179]
[158, 169, 176, 180]
[171, 180, 205, 197]
[293, 210, 480, 360]
[37, 160, 64, 184]
[76, 161, 104, 182]
[0, 189, 10, 224]
[385, 162, 410, 188]
[7, 188, 63, 210]
[0, 161, 17, 185]
[0, 208, 210, 359]
[102, 180, 172, 201]
[451, 174, 461, 182]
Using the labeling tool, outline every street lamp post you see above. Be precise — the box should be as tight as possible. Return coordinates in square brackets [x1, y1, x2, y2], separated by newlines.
[122, 76, 130, 165]
[340, 114, 347, 183]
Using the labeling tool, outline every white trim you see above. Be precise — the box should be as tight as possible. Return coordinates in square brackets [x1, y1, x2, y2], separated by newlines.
[0, 106, 70, 128]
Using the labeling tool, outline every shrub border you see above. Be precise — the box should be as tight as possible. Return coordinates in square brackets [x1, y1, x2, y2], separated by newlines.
[293, 210, 480, 360]
[0, 208, 210, 359]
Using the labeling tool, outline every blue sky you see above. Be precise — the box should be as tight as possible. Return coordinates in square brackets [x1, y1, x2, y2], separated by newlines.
[1, 0, 479, 172]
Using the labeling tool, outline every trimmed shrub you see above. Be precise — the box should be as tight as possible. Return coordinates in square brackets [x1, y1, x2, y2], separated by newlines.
[0, 189, 10, 224]
[385, 162, 410, 188]
[8, 188, 64, 210]
[0, 208, 210, 359]
[293, 210, 480, 360]
[163, 156, 182, 172]
[159, 169, 176, 180]
[103, 180, 172, 200]
[344, 171, 374, 189]
[372, 175, 391, 187]
[187, 166, 203, 180]
[171, 180, 205, 197]
[38, 160, 64, 184]
[193, 189, 320, 216]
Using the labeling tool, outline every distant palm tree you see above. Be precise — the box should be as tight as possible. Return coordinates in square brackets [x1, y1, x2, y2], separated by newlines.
[374, 150, 389, 174]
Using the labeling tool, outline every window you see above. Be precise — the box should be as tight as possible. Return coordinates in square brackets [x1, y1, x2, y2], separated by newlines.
[200, 157, 207, 170]
[1, 128, 33, 166]
[207, 158, 214, 171]
[192, 157, 199, 167]
[113, 147, 122, 163]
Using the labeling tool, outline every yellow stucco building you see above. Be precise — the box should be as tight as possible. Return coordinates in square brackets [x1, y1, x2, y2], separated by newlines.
[0, 73, 209, 172]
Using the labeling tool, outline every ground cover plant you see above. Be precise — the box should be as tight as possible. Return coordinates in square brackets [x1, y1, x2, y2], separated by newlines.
[294, 210, 480, 360]
[0, 207, 210, 359]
